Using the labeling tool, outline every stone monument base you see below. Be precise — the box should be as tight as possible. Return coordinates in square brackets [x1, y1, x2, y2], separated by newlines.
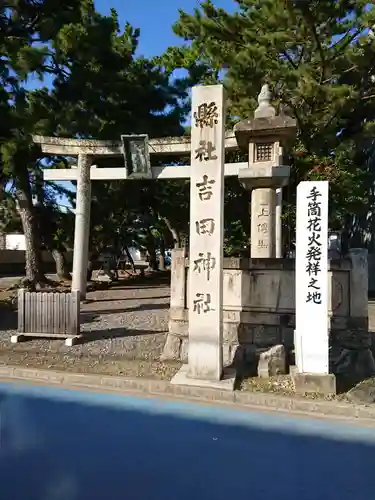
[292, 372, 336, 396]
[164, 252, 371, 387]
[170, 365, 236, 391]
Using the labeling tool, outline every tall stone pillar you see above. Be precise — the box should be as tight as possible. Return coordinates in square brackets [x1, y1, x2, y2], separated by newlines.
[171, 83, 235, 390]
[233, 84, 296, 257]
[71, 154, 92, 299]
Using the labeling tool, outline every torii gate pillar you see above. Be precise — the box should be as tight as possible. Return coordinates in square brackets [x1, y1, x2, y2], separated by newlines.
[71, 154, 92, 299]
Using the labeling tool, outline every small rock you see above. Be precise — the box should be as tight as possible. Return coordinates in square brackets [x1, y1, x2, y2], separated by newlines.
[160, 334, 181, 361]
[330, 347, 375, 381]
[347, 377, 375, 405]
[258, 344, 286, 378]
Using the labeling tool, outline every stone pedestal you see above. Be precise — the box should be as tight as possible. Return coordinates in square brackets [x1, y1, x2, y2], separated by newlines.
[292, 372, 336, 396]
[164, 254, 372, 391]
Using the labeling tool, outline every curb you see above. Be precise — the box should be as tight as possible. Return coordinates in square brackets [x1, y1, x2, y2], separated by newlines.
[0, 365, 374, 422]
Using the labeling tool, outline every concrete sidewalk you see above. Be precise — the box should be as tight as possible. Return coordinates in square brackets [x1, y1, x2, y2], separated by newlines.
[1, 364, 375, 425]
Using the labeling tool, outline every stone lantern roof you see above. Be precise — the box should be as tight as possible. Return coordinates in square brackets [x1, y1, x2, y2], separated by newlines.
[233, 84, 297, 151]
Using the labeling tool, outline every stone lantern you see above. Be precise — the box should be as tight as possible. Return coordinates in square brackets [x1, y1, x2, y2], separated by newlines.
[234, 84, 297, 258]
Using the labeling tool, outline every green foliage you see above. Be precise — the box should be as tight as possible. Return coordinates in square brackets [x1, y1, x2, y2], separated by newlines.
[0, 0, 193, 275]
[2, 0, 375, 268]
[166, 0, 375, 247]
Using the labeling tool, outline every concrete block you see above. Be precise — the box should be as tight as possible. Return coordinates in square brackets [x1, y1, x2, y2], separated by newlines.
[10, 334, 25, 344]
[293, 372, 336, 396]
[65, 336, 82, 347]
[170, 364, 235, 391]
[160, 334, 181, 361]
[258, 344, 286, 377]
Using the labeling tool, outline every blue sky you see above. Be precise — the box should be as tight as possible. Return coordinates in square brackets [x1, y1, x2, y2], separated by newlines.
[95, 0, 236, 57]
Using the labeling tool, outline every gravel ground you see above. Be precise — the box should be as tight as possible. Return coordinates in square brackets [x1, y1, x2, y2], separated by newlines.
[0, 284, 375, 392]
[0, 278, 181, 380]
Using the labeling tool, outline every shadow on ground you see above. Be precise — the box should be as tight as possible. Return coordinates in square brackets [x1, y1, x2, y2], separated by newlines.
[0, 383, 374, 500]
[78, 327, 159, 344]
[84, 295, 168, 304]
[104, 272, 171, 289]
[0, 306, 17, 331]
[81, 303, 168, 322]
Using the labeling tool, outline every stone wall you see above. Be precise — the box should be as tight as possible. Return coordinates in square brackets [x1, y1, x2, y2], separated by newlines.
[368, 253, 375, 294]
[163, 249, 369, 369]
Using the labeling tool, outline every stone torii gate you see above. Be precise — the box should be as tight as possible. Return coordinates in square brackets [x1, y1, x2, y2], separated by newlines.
[33, 83, 296, 389]
[33, 84, 288, 301]
[33, 133, 245, 299]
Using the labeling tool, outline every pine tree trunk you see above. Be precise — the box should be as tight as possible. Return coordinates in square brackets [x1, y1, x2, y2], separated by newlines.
[124, 246, 136, 273]
[163, 217, 181, 248]
[146, 248, 158, 271]
[52, 248, 70, 280]
[87, 259, 94, 281]
[145, 228, 158, 271]
[15, 175, 45, 285]
[158, 238, 166, 271]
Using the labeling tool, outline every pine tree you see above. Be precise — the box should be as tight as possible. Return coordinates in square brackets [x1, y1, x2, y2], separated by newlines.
[166, 0, 375, 245]
[0, 1, 191, 282]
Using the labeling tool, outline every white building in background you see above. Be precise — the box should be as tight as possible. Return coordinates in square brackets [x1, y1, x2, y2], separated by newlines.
[4, 233, 26, 250]
[128, 247, 142, 261]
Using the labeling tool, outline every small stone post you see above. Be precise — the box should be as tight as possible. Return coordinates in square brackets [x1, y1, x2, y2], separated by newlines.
[233, 85, 296, 258]
[71, 154, 92, 299]
[170, 247, 187, 310]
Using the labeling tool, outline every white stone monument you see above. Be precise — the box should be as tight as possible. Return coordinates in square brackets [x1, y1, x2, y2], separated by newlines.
[171, 84, 234, 389]
[295, 180, 329, 374]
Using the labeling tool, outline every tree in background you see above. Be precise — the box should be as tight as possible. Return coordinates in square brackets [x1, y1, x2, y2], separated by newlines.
[4, 0, 374, 279]
[164, 0, 375, 250]
[0, 1, 191, 282]
[0, 1, 98, 283]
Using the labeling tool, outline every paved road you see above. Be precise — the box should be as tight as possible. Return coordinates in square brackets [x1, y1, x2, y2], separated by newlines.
[0, 382, 374, 500]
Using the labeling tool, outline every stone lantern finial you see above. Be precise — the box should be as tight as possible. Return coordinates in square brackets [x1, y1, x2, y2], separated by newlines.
[254, 83, 276, 119]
